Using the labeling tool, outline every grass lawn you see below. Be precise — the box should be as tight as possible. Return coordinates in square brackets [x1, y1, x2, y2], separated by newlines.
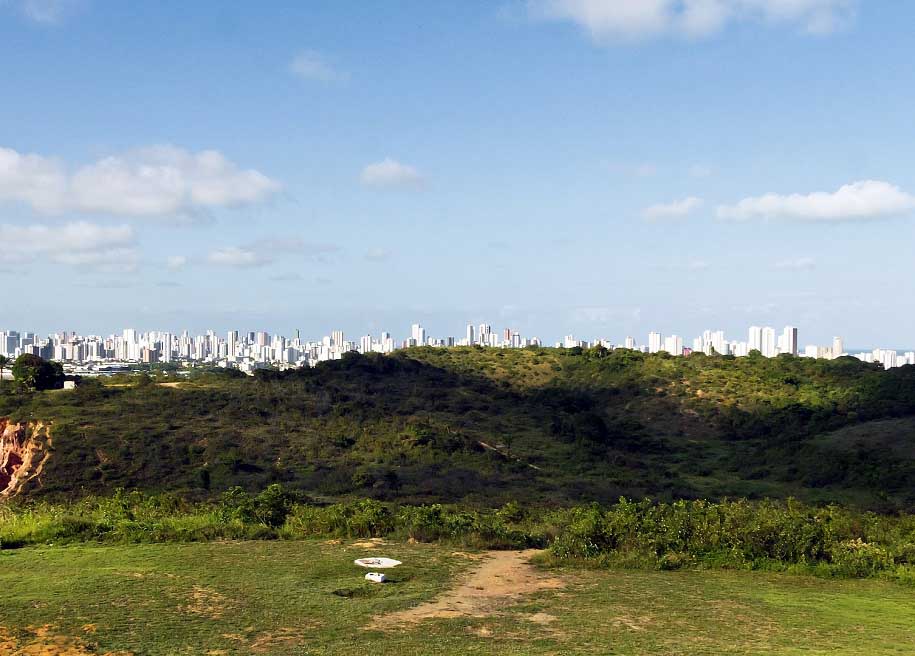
[1, 540, 914, 655]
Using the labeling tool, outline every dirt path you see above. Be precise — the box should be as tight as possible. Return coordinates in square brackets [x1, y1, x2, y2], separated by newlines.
[477, 441, 542, 471]
[370, 549, 564, 630]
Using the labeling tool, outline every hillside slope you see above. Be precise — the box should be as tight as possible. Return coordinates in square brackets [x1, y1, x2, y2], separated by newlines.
[2, 347, 915, 509]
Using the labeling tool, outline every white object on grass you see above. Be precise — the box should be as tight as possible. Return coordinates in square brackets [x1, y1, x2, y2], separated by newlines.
[365, 572, 387, 583]
[354, 557, 402, 569]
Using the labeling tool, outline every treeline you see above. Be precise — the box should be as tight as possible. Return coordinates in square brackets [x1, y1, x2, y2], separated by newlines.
[2, 489, 915, 584]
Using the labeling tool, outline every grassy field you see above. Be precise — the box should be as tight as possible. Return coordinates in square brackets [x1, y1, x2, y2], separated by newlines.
[1, 540, 914, 655]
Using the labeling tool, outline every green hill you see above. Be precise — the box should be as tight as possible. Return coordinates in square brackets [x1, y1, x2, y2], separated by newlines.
[3, 346, 915, 509]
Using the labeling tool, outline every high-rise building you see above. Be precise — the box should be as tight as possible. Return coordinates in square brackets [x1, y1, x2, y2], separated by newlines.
[781, 326, 798, 356]
[748, 326, 763, 353]
[648, 332, 662, 354]
[475, 324, 491, 346]
[711, 330, 726, 355]
[466, 323, 475, 346]
[761, 327, 776, 358]
[624, 336, 635, 350]
[411, 323, 426, 345]
[833, 337, 844, 358]
[663, 335, 683, 355]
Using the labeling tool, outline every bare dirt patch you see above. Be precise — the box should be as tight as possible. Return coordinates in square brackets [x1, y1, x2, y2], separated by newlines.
[528, 611, 559, 626]
[216, 627, 311, 653]
[351, 538, 386, 549]
[0, 624, 132, 655]
[182, 585, 231, 620]
[369, 549, 565, 630]
[249, 628, 307, 653]
[612, 615, 651, 632]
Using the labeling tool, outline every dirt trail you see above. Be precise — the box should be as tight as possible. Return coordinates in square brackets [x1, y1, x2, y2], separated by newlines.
[370, 549, 564, 630]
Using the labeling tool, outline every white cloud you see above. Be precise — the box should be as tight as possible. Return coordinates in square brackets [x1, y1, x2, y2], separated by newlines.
[643, 196, 704, 220]
[249, 238, 340, 260]
[207, 247, 271, 268]
[360, 158, 424, 188]
[531, 0, 671, 40]
[0, 147, 68, 213]
[166, 255, 187, 271]
[53, 248, 137, 271]
[364, 247, 390, 262]
[206, 239, 339, 269]
[774, 256, 816, 270]
[289, 51, 348, 82]
[0, 221, 138, 272]
[269, 272, 303, 282]
[7, 0, 83, 24]
[528, 0, 855, 41]
[717, 180, 915, 222]
[0, 145, 280, 218]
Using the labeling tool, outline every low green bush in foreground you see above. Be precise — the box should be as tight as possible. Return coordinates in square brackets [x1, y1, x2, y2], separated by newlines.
[2, 487, 915, 584]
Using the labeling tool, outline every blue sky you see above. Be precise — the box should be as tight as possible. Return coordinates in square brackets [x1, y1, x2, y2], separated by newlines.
[1, 0, 914, 348]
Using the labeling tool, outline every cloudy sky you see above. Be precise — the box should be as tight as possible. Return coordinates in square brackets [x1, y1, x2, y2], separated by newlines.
[1, 0, 913, 347]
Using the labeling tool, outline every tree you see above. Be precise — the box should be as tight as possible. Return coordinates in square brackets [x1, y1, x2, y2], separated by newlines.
[0, 355, 8, 389]
[11, 354, 64, 391]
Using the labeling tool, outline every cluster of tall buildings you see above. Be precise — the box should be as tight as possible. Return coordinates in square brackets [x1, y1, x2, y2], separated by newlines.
[647, 325, 800, 358]
[0, 323, 543, 376]
[560, 326, 913, 370]
[0, 323, 912, 376]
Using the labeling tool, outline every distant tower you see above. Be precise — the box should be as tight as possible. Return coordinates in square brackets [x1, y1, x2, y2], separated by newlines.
[748, 326, 763, 353]
[761, 327, 776, 358]
[833, 336, 844, 358]
[410, 324, 426, 345]
[466, 323, 475, 345]
[782, 326, 798, 356]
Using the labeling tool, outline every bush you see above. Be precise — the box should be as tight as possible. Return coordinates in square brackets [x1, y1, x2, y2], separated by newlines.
[3, 490, 915, 584]
[830, 539, 894, 577]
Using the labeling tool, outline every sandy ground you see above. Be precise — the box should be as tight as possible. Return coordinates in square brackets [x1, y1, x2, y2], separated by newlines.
[370, 549, 565, 629]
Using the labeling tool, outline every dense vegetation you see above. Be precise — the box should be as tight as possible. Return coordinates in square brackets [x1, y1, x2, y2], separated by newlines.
[3, 490, 915, 584]
[3, 346, 915, 509]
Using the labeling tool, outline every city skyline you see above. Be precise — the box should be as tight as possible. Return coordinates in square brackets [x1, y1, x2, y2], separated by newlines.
[4, 3, 915, 344]
[2, 320, 912, 375]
